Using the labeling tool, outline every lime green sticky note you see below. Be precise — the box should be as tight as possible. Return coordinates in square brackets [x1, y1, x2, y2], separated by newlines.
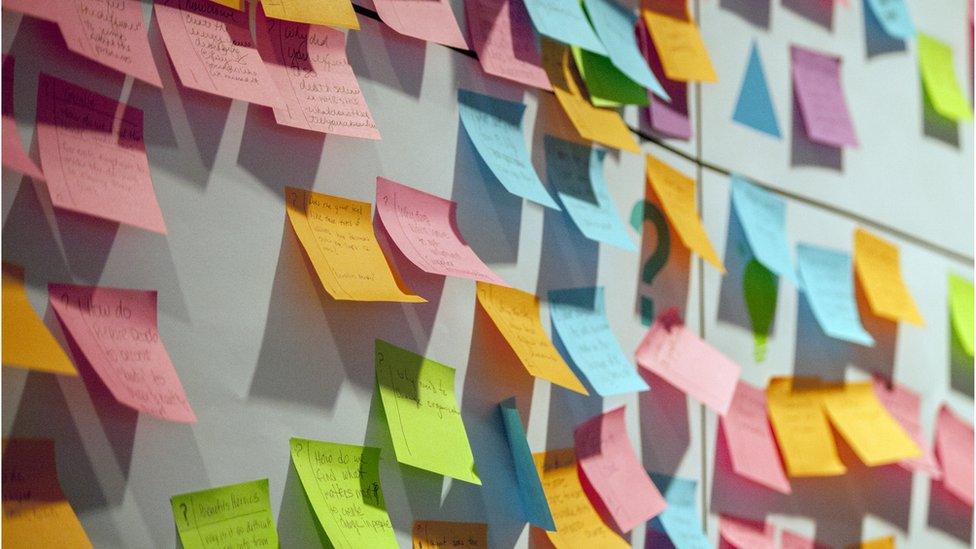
[289, 438, 398, 549]
[571, 46, 649, 107]
[374, 340, 481, 485]
[170, 479, 278, 549]
[949, 274, 974, 356]
[918, 33, 974, 122]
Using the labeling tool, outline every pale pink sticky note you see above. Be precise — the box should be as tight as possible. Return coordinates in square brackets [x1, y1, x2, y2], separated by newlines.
[35, 73, 167, 233]
[53, 0, 162, 87]
[373, 0, 468, 49]
[719, 515, 774, 549]
[256, 7, 380, 139]
[48, 284, 196, 423]
[781, 530, 830, 549]
[872, 377, 942, 478]
[465, 0, 551, 90]
[635, 308, 741, 416]
[374, 176, 506, 285]
[935, 404, 974, 507]
[574, 406, 667, 533]
[2, 56, 44, 180]
[719, 381, 792, 494]
[154, 0, 281, 107]
[2, 0, 59, 22]
[791, 45, 858, 148]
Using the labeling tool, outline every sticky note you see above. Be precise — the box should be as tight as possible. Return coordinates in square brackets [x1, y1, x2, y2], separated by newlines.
[872, 378, 942, 478]
[647, 474, 709, 549]
[571, 46, 650, 107]
[154, 0, 281, 107]
[583, 0, 668, 99]
[820, 381, 921, 466]
[170, 479, 278, 549]
[260, 0, 358, 28]
[853, 229, 923, 325]
[744, 259, 778, 362]
[791, 45, 858, 148]
[782, 531, 829, 549]
[719, 381, 792, 494]
[543, 136, 636, 251]
[635, 308, 740, 415]
[636, 17, 691, 140]
[865, 0, 913, 39]
[646, 154, 725, 272]
[498, 398, 556, 530]
[35, 73, 166, 234]
[284, 187, 424, 303]
[948, 273, 974, 356]
[719, 515, 775, 549]
[523, 0, 606, 55]
[918, 33, 973, 121]
[374, 340, 481, 484]
[575, 407, 666, 533]
[476, 283, 587, 394]
[642, 6, 716, 83]
[733, 42, 781, 138]
[549, 287, 648, 396]
[796, 243, 874, 346]
[289, 438, 398, 548]
[766, 376, 846, 477]
[465, 0, 551, 91]
[373, 0, 467, 49]
[731, 176, 796, 282]
[2, 263, 75, 375]
[2, 439, 92, 549]
[374, 177, 506, 286]
[533, 449, 628, 546]
[208, 0, 243, 7]
[850, 536, 895, 549]
[2, 57, 44, 180]
[935, 404, 974, 506]
[1, 0, 59, 21]
[458, 89, 559, 209]
[48, 284, 197, 423]
[412, 521, 487, 548]
[258, 13, 379, 139]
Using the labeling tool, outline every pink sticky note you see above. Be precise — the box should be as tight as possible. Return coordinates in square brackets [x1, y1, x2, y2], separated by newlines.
[2, 0, 59, 22]
[635, 308, 741, 416]
[53, 0, 162, 87]
[256, 8, 380, 139]
[791, 45, 858, 148]
[373, 0, 468, 49]
[719, 381, 792, 494]
[48, 284, 196, 423]
[374, 176, 506, 285]
[781, 530, 830, 549]
[154, 0, 281, 107]
[935, 404, 974, 507]
[465, 0, 551, 91]
[35, 73, 167, 233]
[637, 17, 691, 140]
[718, 515, 774, 549]
[872, 378, 942, 478]
[2, 56, 44, 180]
[574, 406, 667, 533]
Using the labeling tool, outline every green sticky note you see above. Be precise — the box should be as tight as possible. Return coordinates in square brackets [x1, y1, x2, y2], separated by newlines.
[744, 259, 778, 363]
[918, 33, 974, 121]
[949, 274, 974, 356]
[289, 438, 398, 549]
[170, 479, 278, 549]
[571, 46, 649, 107]
[374, 339, 481, 485]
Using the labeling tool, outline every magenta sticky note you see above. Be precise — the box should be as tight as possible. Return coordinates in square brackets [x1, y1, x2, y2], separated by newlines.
[719, 515, 775, 549]
[465, 0, 551, 91]
[791, 45, 858, 148]
[719, 382, 792, 494]
[2, 56, 44, 180]
[637, 17, 691, 140]
[872, 377, 942, 479]
[935, 404, 974, 507]
[373, 0, 468, 49]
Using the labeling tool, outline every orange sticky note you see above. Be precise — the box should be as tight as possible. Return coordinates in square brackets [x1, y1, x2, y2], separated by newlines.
[261, 0, 358, 29]
[412, 520, 487, 548]
[645, 154, 725, 272]
[476, 282, 588, 395]
[849, 536, 895, 549]
[766, 377, 846, 477]
[642, 6, 716, 83]
[208, 0, 243, 7]
[820, 381, 921, 467]
[2, 263, 76, 376]
[853, 229, 923, 326]
[2, 439, 92, 549]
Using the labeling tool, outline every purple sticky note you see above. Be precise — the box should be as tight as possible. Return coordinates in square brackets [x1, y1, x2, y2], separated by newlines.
[791, 45, 858, 148]
[637, 17, 690, 140]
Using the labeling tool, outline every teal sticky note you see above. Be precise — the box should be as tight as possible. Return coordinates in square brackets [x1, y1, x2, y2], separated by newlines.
[865, 0, 914, 40]
[730, 175, 797, 283]
[549, 286, 649, 396]
[796, 244, 875, 347]
[732, 42, 781, 138]
[582, 0, 669, 100]
[544, 135, 636, 251]
[523, 0, 607, 55]
[458, 89, 560, 209]
[648, 474, 709, 549]
[498, 398, 556, 531]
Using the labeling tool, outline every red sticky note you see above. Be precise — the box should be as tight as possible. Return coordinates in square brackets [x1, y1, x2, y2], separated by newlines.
[719, 381, 792, 494]
[465, 0, 551, 90]
[719, 515, 774, 549]
[872, 378, 942, 478]
[2, 56, 44, 180]
[373, 0, 468, 49]
[935, 404, 974, 506]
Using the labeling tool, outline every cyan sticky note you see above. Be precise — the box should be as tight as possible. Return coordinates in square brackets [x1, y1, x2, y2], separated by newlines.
[523, 0, 606, 55]
[865, 0, 914, 40]
[582, 0, 668, 100]
[648, 474, 709, 549]
[732, 42, 781, 138]
[499, 398, 556, 531]
[730, 176, 797, 284]
[796, 244, 875, 347]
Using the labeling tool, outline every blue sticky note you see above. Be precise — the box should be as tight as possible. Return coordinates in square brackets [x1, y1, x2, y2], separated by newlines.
[582, 0, 669, 100]
[523, 0, 607, 55]
[458, 90, 560, 210]
[796, 244, 875, 347]
[648, 474, 709, 549]
[730, 176, 797, 284]
[544, 136, 636, 251]
[548, 287, 649, 396]
[732, 42, 781, 138]
[865, 0, 914, 40]
[498, 398, 556, 531]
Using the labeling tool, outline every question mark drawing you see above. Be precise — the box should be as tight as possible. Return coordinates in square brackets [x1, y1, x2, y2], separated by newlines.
[631, 200, 671, 326]
[179, 502, 189, 526]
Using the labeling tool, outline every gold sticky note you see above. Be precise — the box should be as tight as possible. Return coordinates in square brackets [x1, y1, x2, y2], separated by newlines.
[853, 229, 923, 325]
[766, 377, 846, 477]
[848, 535, 895, 549]
[261, 0, 359, 29]
[642, 6, 717, 83]
[821, 382, 921, 467]
[2, 263, 76, 375]
[412, 520, 487, 548]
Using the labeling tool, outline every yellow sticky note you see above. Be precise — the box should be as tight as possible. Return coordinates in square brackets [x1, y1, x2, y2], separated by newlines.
[412, 520, 487, 548]
[918, 33, 973, 122]
[948, 273, 974, 356]
[285, 187, 425, 303]
[476, 282, 588, 395]
[853, 229, 923, 325]
[642, 7, 717, 83]
[821, 382, 921, 467]
[209, 0, 243, 8]
[261, 0, 359, 29]
[766, 377, 846, 477]
[849, 535, 896, 549]
[533, 449, 629, 548]
[645, 155, 725, 273]
[2, 263, 76, 375]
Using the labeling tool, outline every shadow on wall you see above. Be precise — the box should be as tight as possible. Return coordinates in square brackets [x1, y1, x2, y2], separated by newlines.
[238, 103, 325, 195]
[862, 0, 907, 58]
[851, 281, 898, 381]
[719, 0, 772, 29]
[790, 96, 843, 171]
[921, 84, 961, 148]
[928, 477, 975, 543]
[949, 315, 974, 397]
[639, 370, 692, 477]
[781, 0, 834, 29]
[633, 194, 692, 327]
[345, 15, 427, 100]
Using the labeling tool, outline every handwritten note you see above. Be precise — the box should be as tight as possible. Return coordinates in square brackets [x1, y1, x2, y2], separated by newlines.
[719, 381, 792, 494]
[35, 73, 166, 234]
[935, 404, 974, 506]
[498, 398, 555, 530]
[719, 515, 775, 549]
[260, 0, 358, 28]
[289, 438, 398, 548]
[375, 340, 481, 484]
[766, 377, 846, 477]
[642, 6, 716, 82]
[865, 0, 913, 39]
[635, 18, 690, 140]
[170, 479, 278, 549]
[2, 56, 44, 180]
[791, 45, 858, 148]
[647, 474, 708, 549]
[583, 0, 667, 98]
[523, 0, 606, 54]
[465, 0, 551, 90]
[374, 176, 506, 285]
[796, 243, 874, 346]
[413, 521, 487, 548]
[731, 176, 795, 282]
[2, 439, 92, 548]
[872, 378, 942, 478]
[948, 274, 974, 356]
[571, 46, 649, 107]
[373, 0, 467, 49]
[733, 42, 781, 138]
[48, 284, 196, 423]
[918, 33, 973, 121]
[820, 381, 920, 466]
[2, 263, 76, 375]
[853, 229, 923, 325]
